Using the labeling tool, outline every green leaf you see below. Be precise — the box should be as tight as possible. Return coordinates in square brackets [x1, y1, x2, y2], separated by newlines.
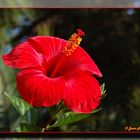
[4, 92, 32, 116]
[47, 108, 101, 129]
[100, 83, 106, 99]
[24, 108, 38, 125]
[100, 83, 106, 95]
[15, 126, 22, 132]
[17, 123, 42, 132]
[11, 108, 38, 131]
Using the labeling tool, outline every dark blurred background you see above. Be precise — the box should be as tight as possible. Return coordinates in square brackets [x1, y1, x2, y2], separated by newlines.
[0, 9, 140, 132]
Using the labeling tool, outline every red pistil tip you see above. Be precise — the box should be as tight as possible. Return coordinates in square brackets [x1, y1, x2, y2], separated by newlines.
[63, 29, 85, 56]
[77, 29, 85, 37]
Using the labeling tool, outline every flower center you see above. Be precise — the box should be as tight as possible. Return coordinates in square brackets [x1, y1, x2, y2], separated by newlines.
[63, 29, 85, 56]
[47, 29, 85, 78]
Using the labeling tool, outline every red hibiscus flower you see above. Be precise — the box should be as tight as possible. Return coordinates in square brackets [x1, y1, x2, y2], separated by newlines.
[2, 29, 102, 114]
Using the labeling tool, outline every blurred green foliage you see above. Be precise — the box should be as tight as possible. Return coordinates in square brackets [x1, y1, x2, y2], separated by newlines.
[0, 9, 140, 132]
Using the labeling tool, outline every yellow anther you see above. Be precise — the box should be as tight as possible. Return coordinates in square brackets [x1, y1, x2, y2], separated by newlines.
[63, 29, 85, 56]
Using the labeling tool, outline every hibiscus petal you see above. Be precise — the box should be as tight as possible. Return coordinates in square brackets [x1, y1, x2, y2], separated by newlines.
[77, 47, 102, 77]
[28, 36, 66, 60]
[63, 71, 101, 114]
[16, 68, 65, 107]
[65, 47, 102, 77]
[2, 41, 43, 69]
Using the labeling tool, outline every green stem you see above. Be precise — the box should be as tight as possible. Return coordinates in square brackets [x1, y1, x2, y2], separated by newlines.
[42, 102, 64, 132]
